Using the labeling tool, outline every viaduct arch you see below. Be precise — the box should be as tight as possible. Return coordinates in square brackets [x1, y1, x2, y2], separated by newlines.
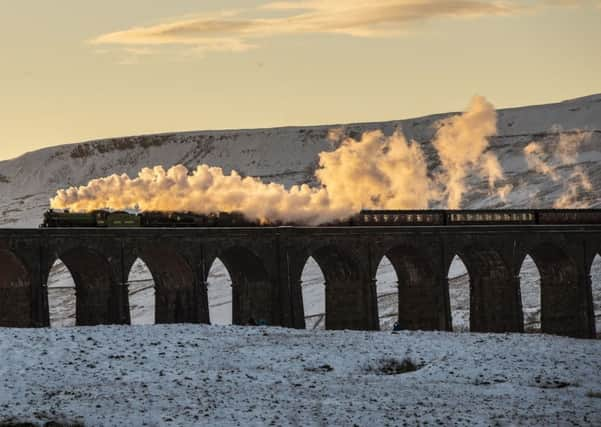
[0, 225, 598, 338]
[211, 246, 274, 326]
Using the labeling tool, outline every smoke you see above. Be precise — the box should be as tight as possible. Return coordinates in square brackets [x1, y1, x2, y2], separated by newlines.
[432, 96, 501, 208]
[524, 142, 561, 181]
[50, 130, 435, 225]
[50, 96, 508, 224]
[523, 129, 593, 208]
[316, 129, 434, 211]
[554, 167, 592, 208]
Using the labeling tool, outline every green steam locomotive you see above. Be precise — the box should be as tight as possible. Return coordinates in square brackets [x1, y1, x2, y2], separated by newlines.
[41, 209, 255, 228]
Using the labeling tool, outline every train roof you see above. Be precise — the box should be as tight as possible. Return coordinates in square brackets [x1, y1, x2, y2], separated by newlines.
[359, 209, 601, 213]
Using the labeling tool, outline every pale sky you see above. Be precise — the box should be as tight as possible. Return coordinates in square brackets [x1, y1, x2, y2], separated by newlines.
[1, 0, 600, 160]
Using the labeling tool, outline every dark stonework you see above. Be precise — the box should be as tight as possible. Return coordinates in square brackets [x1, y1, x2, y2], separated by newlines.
[0, 225, 598, 338]
[0, 248, 32, 327]
[385, 243, 449, 331]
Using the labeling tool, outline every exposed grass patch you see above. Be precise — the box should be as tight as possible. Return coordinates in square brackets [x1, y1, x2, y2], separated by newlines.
[0, 414, 84, 427]
[366, 357, 422, 375]
[531, 375, 574, 389]
[0, 421, 83, 427]
[304, 364, 334, 373]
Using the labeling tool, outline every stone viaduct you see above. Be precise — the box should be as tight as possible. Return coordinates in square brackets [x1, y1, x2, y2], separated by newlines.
[0, 225, 599, 338]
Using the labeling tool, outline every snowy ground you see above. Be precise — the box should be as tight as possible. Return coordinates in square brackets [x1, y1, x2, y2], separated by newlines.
[0, 325, 599, 426]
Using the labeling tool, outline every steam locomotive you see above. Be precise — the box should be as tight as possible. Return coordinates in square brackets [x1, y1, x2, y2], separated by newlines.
[41, 209, 255, 228]
[41, 208, 601, 228]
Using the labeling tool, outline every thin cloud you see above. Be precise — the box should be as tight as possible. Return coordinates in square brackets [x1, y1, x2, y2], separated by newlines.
[91, 1, 520, 49]
[90, 0, 595, 54]
[92, 20, 258, 46]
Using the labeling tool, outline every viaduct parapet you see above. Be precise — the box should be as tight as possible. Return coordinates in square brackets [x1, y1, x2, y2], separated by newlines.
[0, 225, 599, 338]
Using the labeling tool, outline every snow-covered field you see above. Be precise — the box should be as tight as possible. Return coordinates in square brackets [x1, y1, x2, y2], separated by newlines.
[0, 325, 599, 426]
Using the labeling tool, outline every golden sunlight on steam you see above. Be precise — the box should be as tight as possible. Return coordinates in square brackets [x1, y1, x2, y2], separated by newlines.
[524, 129, 593, 209]
[432, 96, 500, 208]
[50, 96, 506, 224]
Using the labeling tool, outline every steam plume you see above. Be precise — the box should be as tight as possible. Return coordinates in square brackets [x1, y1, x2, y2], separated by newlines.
[432, 96, 501, 208]
[523, 129, 593, 208]
[51, 96, 505, 224]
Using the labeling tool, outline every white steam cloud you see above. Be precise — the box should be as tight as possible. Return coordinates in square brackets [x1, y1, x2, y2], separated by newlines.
[523, 128, 593, 208]
[432, 96, 501, 208]
[50, 96, 509, 224]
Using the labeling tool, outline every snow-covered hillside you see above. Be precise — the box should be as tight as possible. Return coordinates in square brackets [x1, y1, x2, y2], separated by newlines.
[1, 94, 600, 228]
[3, 94, 601, 331]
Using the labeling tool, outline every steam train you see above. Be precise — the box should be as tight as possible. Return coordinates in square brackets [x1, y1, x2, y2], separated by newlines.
[41, 208, 601, 228]
[41, 210, 254, 228]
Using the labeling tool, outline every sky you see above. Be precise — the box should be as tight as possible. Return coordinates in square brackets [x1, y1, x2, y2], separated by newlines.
[1, 0, 600, 161]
